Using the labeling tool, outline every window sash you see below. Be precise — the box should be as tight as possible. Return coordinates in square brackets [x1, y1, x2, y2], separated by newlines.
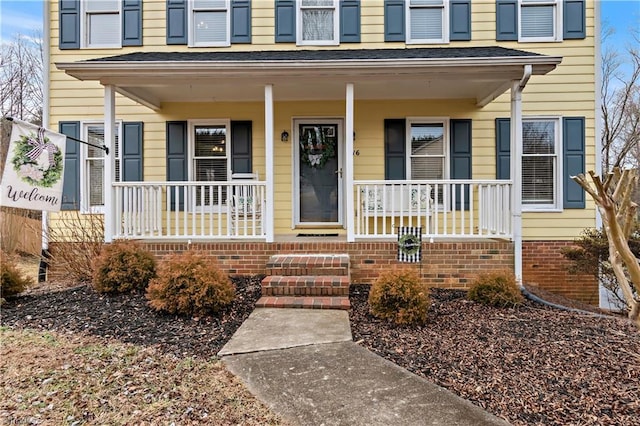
[192, 124, 229, 206]
[87, 13, 120, 46]
[298, 0, 338, 45]
[407, 0, 447, 43]
[84, 123, 120, 209]
[408, 122, 446, 180]
[519, 0, 558, 41]
[522, 119, 558, 207]
[190, 0, 230, 46]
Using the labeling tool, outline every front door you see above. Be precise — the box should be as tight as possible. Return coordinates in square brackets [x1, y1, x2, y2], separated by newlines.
[294, 120, 342, 226]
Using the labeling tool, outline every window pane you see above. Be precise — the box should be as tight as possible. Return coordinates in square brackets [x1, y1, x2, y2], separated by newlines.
[523, 157, 554, 204]
[411, 124, 444, 155]
[523, 121, 555, 155]
[521, 5, 554, 38]
[195, 125, 227, 157]
[88, 159, 104, 206]
[302, 10, 334, 41]
[410, 157, 443, 180]
[88, 13, 120, 46]
[195, 159, 227, 205]
[194, 11, 227, 43]
[194, 0, 226, 9]
[410, 7, 443, 40]
[302, 0, 334, 7]
[85, 0, 119, 12]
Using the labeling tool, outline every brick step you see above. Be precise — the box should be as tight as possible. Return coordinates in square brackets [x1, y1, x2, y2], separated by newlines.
[266, 254, 350, 277]
[261, 275, 350, 296]
[255, 296, 350, 310]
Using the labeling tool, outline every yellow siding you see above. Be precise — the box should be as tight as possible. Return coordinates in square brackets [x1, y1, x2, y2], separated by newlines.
[48, 0, 598, 240]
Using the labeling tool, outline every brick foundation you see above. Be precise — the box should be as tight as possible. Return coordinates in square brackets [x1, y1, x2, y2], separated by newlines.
[47, 239, 598, 303]
[522, 240, 598, 305]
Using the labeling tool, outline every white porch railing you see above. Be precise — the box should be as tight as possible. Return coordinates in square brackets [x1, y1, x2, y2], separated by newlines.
[113, 181, 266, 239]
[354, 180, 512, 239]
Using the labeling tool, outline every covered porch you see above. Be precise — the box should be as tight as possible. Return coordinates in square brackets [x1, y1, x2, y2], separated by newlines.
[57, 47, 561, 282]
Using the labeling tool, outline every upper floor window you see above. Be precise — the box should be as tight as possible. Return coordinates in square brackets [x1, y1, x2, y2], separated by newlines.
[297, 0, 339, 46]
[190, 0, 231, 47]
[519, 0, 561, 42]
[83, 0, 122, 48]
[407, 0, 449, 44]
[522, 118, 560, 209]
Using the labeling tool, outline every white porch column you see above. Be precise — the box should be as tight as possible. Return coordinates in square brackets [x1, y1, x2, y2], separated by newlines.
[104, 85, 116, 243]
[510, 81, 523, 284]
[345, 83, 355, 242]
[265, 84, 275, 242]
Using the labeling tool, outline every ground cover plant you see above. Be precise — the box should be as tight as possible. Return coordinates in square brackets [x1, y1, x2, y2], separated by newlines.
[2, 277, 639, 425]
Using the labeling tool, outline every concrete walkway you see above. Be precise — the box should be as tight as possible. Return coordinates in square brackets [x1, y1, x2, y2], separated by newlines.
[219, 308, 510, 426]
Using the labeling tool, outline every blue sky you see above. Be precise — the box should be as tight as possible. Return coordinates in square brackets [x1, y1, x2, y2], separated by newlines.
[0, 0, 638, 46]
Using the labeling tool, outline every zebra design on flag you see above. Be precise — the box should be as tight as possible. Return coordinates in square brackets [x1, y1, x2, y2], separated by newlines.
[397, 226, 422, 263]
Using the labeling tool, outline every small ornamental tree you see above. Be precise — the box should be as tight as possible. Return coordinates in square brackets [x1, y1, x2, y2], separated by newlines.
[572, 168, 640, 326]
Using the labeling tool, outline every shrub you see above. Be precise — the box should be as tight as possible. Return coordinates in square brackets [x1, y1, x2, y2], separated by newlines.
[368, 269, 430, 325]
[146, 251, 235, 317]
[92, 240, 157, 294]
[1, 251, 34, 301]
[468, 271, 524, 308]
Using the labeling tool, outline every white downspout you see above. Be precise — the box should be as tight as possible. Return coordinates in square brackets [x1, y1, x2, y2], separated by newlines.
[39, 0, 51, 281]
[511, 64, 532, 286]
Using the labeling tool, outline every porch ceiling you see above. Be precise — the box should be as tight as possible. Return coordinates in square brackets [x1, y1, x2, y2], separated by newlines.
[56, 47, 562, 110]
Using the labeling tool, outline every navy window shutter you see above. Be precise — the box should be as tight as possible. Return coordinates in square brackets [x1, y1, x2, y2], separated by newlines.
[231, 0, 252, 43]
[59, 0, 80, 49]
[384, 119, 406, 180]
[167, 0, 187, 45]
[275, 0, 296, 42]
[450, 0, 471, 41]
[563, 117, 585, 209]
[340, 0, 361, 43]
[563, 0, 586, 40]
[231, 121, 253, 174]
[59, 122, 80, 210]
[122, 0, 143, 46]
[496, 0, 517, 41]
[384, 0, 405, 42]
[166, 121, 187, 211]
[450, 119, 472, 210]
[495, 118, 511, 179]
[122, 122, 143, 182]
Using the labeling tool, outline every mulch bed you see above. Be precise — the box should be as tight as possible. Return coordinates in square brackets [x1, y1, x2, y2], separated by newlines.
[349, 285, 640, 426]
[3, 280, 640, 425]
[1, 276, 263, 359]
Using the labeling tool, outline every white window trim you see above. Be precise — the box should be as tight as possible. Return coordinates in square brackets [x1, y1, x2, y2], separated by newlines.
[188, 0, 231, 47]
[521, 116, 563, 212]
[406, 117, 450, 212]
[79, 120, 122, 214]
[406, 0, 450, 45]
[518, 0, 563, 43]
[80, 0, 122, 49]
[188, 119, 231, 212]
[296, 0, 340, 46]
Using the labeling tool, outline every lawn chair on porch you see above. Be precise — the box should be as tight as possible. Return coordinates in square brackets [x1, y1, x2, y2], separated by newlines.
[229, 172, 262, 235]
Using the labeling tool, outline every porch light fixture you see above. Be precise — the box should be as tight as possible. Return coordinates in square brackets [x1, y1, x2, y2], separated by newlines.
[280, 130, 289, 142]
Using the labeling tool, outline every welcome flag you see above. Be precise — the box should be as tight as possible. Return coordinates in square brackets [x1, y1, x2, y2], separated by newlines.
[0, 119, 67, 212]
[397, 226, 422, 263]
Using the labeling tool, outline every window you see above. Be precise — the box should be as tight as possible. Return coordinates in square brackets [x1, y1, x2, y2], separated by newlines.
[82, 123, 121, 210]
[297, 0, 339, 46]
[191, 0, 231, 46]
[83, 0, 121, 48]
[522, 118, 560, 209]
[407, 0, 449, 44]
[519, 0, 561, 42]
[191, 123, 229, 206]
[408, 121, 447, 180]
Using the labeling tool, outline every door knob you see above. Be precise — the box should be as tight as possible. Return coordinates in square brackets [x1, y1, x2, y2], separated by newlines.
[335, 168, 343, 177]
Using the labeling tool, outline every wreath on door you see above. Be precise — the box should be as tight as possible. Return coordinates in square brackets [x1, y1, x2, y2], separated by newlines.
[300, 126, 335, 168]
